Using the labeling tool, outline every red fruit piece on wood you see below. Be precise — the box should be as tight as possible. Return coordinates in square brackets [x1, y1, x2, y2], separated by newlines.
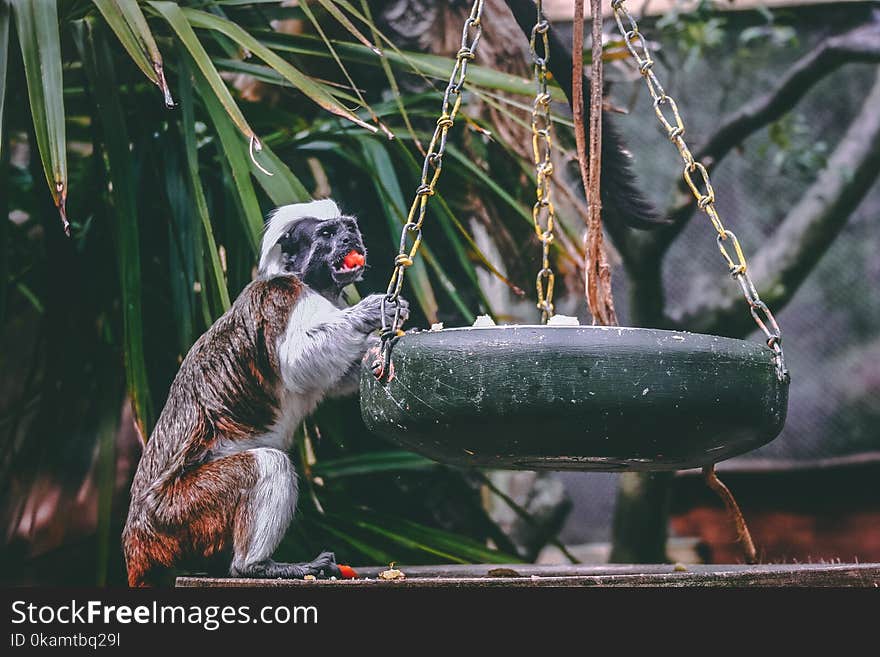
[338, 564, 358, 579]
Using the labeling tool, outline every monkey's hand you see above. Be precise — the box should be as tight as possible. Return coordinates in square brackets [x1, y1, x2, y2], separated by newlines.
[284, 551, 341, 579]
[279, 293, 408, 395]
[350, 294, 410, 334]
[235, 552, 341, 579]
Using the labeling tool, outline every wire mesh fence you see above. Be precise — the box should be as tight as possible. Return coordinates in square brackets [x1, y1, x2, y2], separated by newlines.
[603, 6, 880, 469]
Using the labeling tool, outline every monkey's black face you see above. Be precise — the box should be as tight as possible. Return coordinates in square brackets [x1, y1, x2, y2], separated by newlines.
[276, 216, 367, 297]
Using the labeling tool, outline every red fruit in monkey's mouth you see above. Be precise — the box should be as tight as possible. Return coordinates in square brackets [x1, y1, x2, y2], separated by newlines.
[340, 250, 365, 271]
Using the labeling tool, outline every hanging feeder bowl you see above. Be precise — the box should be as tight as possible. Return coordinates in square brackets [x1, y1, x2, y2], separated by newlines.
[360, 325, 789, 472]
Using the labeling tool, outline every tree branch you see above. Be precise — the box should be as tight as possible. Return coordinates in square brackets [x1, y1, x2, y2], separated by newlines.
[653, 12, 880, 254]
[698, 13, 880, 168]
[674, 69, 880, 338]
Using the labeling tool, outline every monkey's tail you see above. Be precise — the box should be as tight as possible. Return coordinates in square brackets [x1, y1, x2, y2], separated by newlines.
[600, 114, 667, 229]
[123, 506, 170, 587]
[124, 536, 171, 587]
[504, 0, 667, 230]
[127, 565, 161, 588]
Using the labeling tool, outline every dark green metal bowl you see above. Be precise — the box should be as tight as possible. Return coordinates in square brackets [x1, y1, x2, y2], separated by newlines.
[360, 325, 789, 471]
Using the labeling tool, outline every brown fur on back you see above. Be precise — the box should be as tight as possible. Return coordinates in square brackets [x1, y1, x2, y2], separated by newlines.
[123, 276, 301, 585]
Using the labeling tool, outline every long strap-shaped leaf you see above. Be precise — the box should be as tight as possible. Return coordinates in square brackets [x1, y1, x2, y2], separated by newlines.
[178, 55, 231, 317]
[259, 30, 568, 102]
[191, 64, 264, 254]
[149, 2, 258, 145]
[0, 2, 9, 149]
[73, 17, 154, 437]
[0, 4, 7, 325]
[180, 7, 377, 134]
[358, 137, 439, 324]
[12, 0, 68, 234]
[297, 0, 391, 138]
[248, 141, 311, 206]
[312, 0, 379, 54]
[93, 0, 174, 106]
[357, 0, 421, 149]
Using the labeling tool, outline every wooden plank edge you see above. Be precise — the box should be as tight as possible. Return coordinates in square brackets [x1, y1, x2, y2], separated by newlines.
[177, 563, 880, 588]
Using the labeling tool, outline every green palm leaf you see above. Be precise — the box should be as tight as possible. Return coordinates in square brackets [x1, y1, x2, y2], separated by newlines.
[93, 0, 174, 107]
[358, 137, 439, 323]
[1, 0, 576, 578]
[12, 0, 68, 233]
[0, 2, 10, 148]
[297, 0, 391, 138]
[358, 0, 421, 149]
[248, 140, 311, 206]
[331, 509, 520, 564]
[180, 7, 377, 134]
[149, 2, 259, 146]
[313, 450, 436, 478]
[258, 31, 566, 102]
[73, 17, 154, 436]
[178, 55, 231, 317]
[190, 63, 264, 253]
[313, 0, 379, 54]
[308, 517, 395, 565]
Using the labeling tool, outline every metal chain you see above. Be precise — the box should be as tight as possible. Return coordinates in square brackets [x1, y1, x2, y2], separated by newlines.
[376, 0, 485, 373]
[530, 0, 557, 323]
[610, 0, 788, 381]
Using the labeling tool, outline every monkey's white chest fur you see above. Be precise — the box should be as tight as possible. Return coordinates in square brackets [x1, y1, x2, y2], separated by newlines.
[277, 289, 361, 395]
[212, 291, 352, 460]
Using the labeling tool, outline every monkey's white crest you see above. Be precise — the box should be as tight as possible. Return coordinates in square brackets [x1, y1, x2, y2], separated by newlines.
[259, 199, 341, 277]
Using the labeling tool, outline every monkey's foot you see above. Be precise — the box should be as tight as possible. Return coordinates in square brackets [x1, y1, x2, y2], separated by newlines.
[233, 551, 340, 580]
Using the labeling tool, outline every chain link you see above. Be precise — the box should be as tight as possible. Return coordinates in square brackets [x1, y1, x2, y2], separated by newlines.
[530, 0, 557, 323]
[380, 0, 485, 330]
[610, 0, 788, 381]
[375, 0, 485, 375]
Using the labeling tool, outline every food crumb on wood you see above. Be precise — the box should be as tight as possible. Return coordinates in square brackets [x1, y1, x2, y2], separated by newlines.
[547, 314, 579, 326]
[303, 574, 317, 581]
[378, 563, 406, 580]
[673, 563, 688, 572]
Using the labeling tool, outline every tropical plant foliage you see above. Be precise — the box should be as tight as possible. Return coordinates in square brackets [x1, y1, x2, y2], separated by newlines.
[0, 0, 585, 584]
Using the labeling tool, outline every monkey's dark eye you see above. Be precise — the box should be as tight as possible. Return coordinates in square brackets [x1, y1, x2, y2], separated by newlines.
[318, 227, 336, 238]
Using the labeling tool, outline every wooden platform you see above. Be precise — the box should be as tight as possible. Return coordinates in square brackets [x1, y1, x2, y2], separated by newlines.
[177, 563, 880, 588]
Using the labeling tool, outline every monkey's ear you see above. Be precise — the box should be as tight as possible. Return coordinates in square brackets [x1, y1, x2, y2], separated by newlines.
[260, 243, 286, 278]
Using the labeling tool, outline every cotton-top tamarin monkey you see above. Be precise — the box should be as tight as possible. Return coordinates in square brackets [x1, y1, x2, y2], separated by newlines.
[123, 199, 407, 587]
